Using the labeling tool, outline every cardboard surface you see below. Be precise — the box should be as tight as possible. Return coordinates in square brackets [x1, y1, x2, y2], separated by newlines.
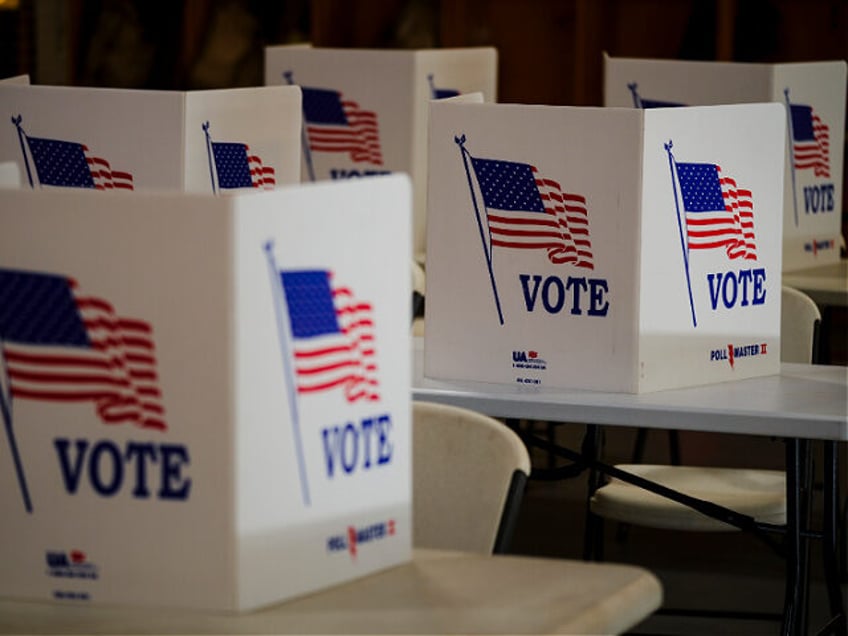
[0, 176, 412, 610]
[0, 84, 302, 194]
[0, 75, 30, 85]
[425, 100, 784, 393]
[264, 46, 498, 262]
[604, 55, 847, 272]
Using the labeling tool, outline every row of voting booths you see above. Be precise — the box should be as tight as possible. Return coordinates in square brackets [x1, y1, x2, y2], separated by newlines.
[0, 47, 845, 610]
[0, 47, 496, 611]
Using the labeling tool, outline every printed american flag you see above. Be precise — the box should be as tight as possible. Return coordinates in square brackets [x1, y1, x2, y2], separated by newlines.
[432, 86, 460, 99]
[25, 136, 134, 190]
[280, 270, 379, 402]
[789, 103, 830, 178]
[470, 157, 594, 269]
[301, 87, 383, 165]
[628, 84, 684, 109]
[428, 74, 459, 99]
[638, 97, 685, 109]
[0, 269, 166, 430]
[675, 162, 757, 260]
[211, 141, 275, 190]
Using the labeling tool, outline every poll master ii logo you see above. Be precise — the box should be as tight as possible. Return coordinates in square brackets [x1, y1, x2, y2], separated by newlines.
[455, 134, 609, 327]
[710, 342, 769, 369]
[665, 141, 768, 328]
[0, 268, 190, 514]
[805, 238, 837, 256]
[326, 518, 396, 560]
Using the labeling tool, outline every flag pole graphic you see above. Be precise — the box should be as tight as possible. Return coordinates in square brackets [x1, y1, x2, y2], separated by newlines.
[283, 71, 316, 183]
[0, 344, 32, 512]
[11, 115, 35, 188]
[665, 141, 698, 327]
[627, 83, 642, 108]
[263, 241, 311, 506]
[202, 121, 218, 195]
[783, 88, 800, 227]
[455, 134, 504, 325]
[427, 74, 437, 99]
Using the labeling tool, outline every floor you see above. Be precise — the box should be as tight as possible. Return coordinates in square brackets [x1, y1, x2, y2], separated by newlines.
[504, 422, 848, 635]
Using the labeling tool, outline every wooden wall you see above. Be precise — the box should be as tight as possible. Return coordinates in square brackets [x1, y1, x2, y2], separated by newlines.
[310, 0, 848, 106]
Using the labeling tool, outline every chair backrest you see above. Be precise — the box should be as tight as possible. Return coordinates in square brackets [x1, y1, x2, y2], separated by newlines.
[780, 286, 821, 363]
[411, 260, 426, 298]
[412, 401, 531, 554]
[411, 261, 425, 336]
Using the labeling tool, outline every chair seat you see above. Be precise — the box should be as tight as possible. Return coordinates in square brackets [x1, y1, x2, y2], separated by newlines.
[412, 317, 425, 337]
[590, 464, 786, 531]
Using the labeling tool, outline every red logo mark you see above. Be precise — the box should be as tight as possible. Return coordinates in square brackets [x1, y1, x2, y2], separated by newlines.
[347, 526, 357, 559]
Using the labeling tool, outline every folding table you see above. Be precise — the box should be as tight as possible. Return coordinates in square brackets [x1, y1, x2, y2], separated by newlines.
[411, 337, 847, 635]
[0, 549, 662, 635]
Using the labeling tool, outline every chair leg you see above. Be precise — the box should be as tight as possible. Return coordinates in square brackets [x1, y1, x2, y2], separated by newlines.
[799, 439, 814, 635]
[630, 428, 648, 463]
[582, 425, 604, 562]
[668, 429, 681, 466]
[546, 421, 556, 469]
[615, 429, 650, 545]
[583, 510, 604, 562]
[781, 438, 810, 636]
[823, 440, 847, 632]
[842, 494, 848, 583]
[630, 428, 682, 465]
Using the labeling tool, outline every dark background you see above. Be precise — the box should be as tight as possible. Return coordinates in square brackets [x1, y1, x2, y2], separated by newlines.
[1, 0, 846, 362]
[3, 1, 847, 100]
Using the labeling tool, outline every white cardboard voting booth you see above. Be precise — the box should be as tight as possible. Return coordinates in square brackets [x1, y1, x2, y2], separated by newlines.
[0, 176, 412, 610]
[425, 100, 785, 393]
[264, 45, 498, 262]
[604, 55, 847, 272]
[0, 161, 19, 187]
[0, 84, 302, 194]
[1, 75, 30, 85]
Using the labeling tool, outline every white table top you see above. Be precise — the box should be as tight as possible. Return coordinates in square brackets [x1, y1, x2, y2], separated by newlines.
[0, 549, 662, 635]
[783, 259, 848, 306]
[412, 339, 848, 441]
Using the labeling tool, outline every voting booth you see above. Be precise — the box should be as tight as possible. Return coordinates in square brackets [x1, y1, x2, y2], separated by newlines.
[0, 83, 303, 194]
[1, 74, 30, 85]
[604, 55, 847, 272]
[425, 100, 785, 393]
[0, 176, 413, 610]
[264, 45, 498, 263]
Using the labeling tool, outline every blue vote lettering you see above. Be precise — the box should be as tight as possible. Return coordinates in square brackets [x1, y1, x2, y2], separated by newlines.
[54, 438, 191, 500]
[803, 184, 834, 214]
[519, 274, 609, 316]
[321, 414, 393, 478]
[330, 169, 392, 179]
[706, 268, 766, 310]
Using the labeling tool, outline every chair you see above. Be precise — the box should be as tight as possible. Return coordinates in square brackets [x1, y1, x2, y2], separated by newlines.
[411, 260, 425, 337]
[412, 400, 531, 554]
[625, 284, 825, 467]
[585, 286, 822, 625]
